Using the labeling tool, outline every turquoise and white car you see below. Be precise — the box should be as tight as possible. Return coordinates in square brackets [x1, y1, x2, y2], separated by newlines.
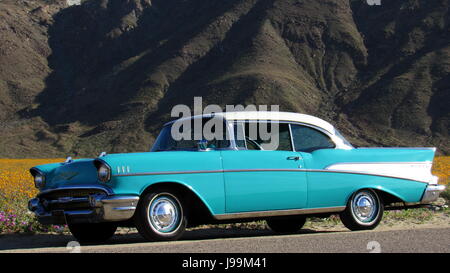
[28, 111, 445, 242]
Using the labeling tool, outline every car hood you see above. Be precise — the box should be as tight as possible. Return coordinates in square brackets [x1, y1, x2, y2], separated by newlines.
[32, 159, 99, 190]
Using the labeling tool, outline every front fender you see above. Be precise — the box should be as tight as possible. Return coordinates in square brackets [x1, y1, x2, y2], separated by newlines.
[100, 151, 225, 214]
[137, 180, 217, 216]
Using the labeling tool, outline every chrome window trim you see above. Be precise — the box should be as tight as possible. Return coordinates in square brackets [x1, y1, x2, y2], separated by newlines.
[225, 119, 333, 135]
[230, 121, 248, 150]
[288, 123, 296, 152]
[225, 118, 239, 150]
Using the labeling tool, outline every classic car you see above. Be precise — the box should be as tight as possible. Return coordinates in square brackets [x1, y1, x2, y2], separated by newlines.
[28, 111, 446, 242]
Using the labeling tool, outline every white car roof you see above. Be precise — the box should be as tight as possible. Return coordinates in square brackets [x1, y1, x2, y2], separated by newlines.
[164, 111, 354, 149]
[218, 111, 335, 134]
[168, 111, 336, 134]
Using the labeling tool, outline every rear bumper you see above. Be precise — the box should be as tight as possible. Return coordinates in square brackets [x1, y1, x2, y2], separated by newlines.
[420, 183, 446, 204]
[28, 195, 139, 225]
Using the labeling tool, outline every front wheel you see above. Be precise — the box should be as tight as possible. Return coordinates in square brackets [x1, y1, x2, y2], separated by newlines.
[340, 189, 384, 231]
[135, 189, 187, 241]
[266, 217, 306, 233]
[68, 222, 117, 243]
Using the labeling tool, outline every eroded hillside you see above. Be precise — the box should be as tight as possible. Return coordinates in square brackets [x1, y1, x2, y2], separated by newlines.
[0, 0, 448, 157]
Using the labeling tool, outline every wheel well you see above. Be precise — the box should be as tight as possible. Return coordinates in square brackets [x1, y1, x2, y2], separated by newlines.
[140, 182, 214, 227]
[371, 189, 404, 205]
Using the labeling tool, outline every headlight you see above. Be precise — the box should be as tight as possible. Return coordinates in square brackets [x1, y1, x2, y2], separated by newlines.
[34, 173, 45, 188]
[97, 163, 111, 182]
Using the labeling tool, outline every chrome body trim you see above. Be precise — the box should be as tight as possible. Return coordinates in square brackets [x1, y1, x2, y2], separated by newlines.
[214, 206, 346, 220]
[30, 167, 45, 177]
[357, 147, 436, 151]
[29, 191, 139, 224]
[324, 161, 433, 169]
[324, 162, 434, 183]
[420, 184, 446, 204]
[28, 198, 40, 211]
[94, 195, 139, 221]
[115, 169, 223, 177]
[301, 169, 430, 184]
[37, 184, 114, 197]
[48, 197, 88, 204]
[94, 159, 112, 182]
[113, 168, 430, 183]
[30, 167, 46, 189]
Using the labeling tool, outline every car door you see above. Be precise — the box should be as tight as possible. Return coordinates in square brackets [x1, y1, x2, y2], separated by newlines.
[289, 124, 338, 208]
[221, 121, 308, 213]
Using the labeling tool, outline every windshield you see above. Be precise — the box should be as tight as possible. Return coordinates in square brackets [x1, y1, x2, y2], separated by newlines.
[151, 117, 231, 151]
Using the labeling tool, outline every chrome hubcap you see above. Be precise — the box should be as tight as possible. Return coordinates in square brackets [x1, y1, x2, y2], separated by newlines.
[148, 195, 180, 233]
[351, 191, 378, 223]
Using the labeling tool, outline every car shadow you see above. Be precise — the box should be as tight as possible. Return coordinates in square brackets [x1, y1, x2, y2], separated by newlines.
[0, 228, 342, 251]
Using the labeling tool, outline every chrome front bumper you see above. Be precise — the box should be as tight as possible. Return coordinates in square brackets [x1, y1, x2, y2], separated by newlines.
[420, 184, 446, 204]
[28, 194, 139, 225]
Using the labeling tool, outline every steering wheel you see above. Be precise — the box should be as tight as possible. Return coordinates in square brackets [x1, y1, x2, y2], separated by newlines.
[245, 137, 264, 150]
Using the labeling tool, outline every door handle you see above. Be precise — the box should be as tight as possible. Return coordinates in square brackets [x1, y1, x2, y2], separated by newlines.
[287, 156, 300, 161]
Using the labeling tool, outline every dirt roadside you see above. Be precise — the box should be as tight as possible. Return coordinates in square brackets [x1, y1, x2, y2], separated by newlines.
[1, 210, 449, 252]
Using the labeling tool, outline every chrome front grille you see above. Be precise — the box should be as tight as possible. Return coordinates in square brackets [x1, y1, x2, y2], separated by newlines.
[38, 187, 109, 211]
[39, 189, 107, 199]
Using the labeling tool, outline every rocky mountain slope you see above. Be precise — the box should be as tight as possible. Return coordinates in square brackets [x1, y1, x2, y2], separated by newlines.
[0, 0, 448, 157]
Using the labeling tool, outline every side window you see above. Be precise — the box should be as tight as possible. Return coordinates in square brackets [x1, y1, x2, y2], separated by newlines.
[290, 124, 335, 153]
[233, 122, 292, 151]
[152, 117, 230, 151]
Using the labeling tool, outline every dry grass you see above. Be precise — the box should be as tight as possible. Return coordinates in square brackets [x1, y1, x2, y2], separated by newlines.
[0, 159, 64, 233]
[432, 156, 450, 185]
[0, 159, 63, 203]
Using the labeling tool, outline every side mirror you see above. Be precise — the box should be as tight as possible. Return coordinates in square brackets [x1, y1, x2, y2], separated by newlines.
[197, 139, 208, 151]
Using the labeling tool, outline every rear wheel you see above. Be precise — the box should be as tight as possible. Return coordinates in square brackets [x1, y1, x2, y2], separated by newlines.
[135, 189, 187, 241]
[340, 189, 384, 231]
[68, 222, 117, 243]
[266, 217, 306, 233]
